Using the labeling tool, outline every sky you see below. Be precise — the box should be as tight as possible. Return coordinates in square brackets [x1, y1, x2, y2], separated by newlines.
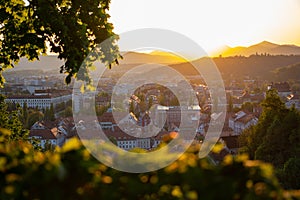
[109, 0, 300, 55]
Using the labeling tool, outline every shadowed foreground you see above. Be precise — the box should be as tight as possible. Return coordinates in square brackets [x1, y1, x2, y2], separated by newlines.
[0, 130, 299, 200]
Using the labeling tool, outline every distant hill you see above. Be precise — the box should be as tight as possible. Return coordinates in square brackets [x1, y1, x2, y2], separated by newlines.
[119, 51, 185, 65]
[169, 55, 300, 81]
[4, 46, 300, 82]
[149, 51, 187, 62]
[7, 55, 64, 71]
[216, 41, 300, 57]
[213, 55, 300, 80]
[6, 51, 184, 72]
[272, 62, 300, 81]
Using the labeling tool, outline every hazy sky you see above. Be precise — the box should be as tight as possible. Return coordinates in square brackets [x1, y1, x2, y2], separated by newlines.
[109, 0, 300, 54]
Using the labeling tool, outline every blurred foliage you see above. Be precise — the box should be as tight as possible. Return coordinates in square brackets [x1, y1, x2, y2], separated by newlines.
[1, 131, 300, 200]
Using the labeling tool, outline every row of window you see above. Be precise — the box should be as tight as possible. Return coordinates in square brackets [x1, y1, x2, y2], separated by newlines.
[118, 141, 136, 145]
[41, 139, 57, 144]
[27, 103, 50, 106]
[118, 145, 134, 149]
[118, 140, 150, 144]
[137, 140, 150, 144]
[118, 143, 154, 150]
[9, 99, 51, 102]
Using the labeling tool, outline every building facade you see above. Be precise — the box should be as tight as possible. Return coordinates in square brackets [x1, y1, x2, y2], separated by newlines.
[5, 89, 71, 109]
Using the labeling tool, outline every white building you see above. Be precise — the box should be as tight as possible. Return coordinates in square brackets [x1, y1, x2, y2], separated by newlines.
[117, 139, 137, 150]
[5, 89, 71, 109]
[136, 138, 151, 149]
[105, 128, 158, 151]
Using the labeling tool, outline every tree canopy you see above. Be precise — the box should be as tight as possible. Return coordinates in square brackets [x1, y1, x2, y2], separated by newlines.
[0, 95, 28, 141]
[239, 89, 300, 189]
[0, 0, 120, 86]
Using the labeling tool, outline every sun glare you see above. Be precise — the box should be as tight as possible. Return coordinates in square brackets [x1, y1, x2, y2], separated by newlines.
[110, 0, 300, 56]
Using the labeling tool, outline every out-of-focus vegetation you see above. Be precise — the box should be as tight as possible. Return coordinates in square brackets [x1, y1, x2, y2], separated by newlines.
[1, 130, 300, 200]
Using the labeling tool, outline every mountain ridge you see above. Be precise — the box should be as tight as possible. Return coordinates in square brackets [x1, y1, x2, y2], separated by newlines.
[215, 41, 300, 57]
[5, 41, 300, 82]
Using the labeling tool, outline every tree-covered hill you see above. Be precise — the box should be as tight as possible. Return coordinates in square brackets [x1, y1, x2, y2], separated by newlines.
[169, 55, 300, 81]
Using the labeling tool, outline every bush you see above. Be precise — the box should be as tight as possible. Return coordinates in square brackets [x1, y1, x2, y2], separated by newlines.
[0, 130, 299, 200]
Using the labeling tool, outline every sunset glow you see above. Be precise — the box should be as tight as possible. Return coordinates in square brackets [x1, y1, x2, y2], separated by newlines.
[110, 0, 300, 55]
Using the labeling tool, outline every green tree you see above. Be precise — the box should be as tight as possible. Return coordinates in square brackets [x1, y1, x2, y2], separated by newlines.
[44, 104, 55, 121]
[22, 102, 28, 128]
[137, 93, 145, 102]
[55, 102, 66, 112]
[44, 105, 55, 121]
[158, 94, 165, 106]
[239, 89, 300, 189]
[147, 97, 153, 110]
[98, 91, 109, 98]
[253, 87, 261, 94]
[64, 106, 73, 117]
[139, 101, 147, 113]
[44, 107, 50, 121]
[27, 111, 44, 129]
[0, 95, 28, 141]
[49, 103, 55, 121]
[0, 0, 120, 86]
[96, 105, 109, 116]
[241, 89, 287, 158]
[66, 100, 72, 107]
[241, 102, 253, 113]
[282, 157, 300, 189]
[169, 97, 179, 106]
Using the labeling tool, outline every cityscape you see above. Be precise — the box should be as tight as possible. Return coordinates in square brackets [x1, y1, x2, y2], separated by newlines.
[1, 47, 299, 153]
[1, 0, 300, 199]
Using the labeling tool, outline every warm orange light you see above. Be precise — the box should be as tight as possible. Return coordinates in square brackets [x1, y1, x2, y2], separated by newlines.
[169, 132, 179, 139]
[110, 0, 300, 56]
